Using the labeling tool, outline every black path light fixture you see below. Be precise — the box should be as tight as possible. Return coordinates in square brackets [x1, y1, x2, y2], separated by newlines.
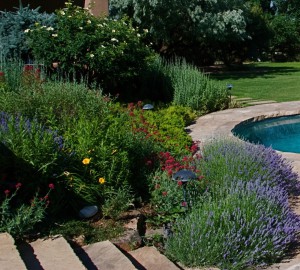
[172, 169, 197, 210]
[227, 83, 233, 105]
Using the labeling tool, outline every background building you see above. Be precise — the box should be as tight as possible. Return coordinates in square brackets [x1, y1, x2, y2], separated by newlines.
[0, 0, 109, 16]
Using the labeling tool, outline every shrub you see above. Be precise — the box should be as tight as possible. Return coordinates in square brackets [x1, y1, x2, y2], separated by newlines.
[102, 186, 134, 220]
[0, 5, 55, 61]
[26, 1, 155, 98]
[200, 138, 299, 196]
[0, 183, 54, 239]
[166, 59, 230, 112]
[0, 113, 65, 183]
[165, 138, 300, 269]
[166, 182, 300, 269]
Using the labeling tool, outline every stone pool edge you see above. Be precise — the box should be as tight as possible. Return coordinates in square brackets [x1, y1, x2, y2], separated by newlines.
[187, 101, 300, 171]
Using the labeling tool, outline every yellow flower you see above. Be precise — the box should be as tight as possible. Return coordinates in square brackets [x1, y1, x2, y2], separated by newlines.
[82, 158, 91, 165]
[99, 177, 105, 184]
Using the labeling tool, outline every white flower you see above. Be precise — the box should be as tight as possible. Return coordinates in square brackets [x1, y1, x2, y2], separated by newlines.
[79, 27, 83, 30]
[89, 54, 95, 58]
[112, 29, 116, 33]
[143, 29, 148, 33]
[111, 38, 119, 42]
[46, 27, 54, 31]
[52, 34, 58, 37]
[24, 29, 30, 33]
[97, 24, 103, 27]
[60, 11, 65, 15]
[68, 15, 72, 18]
[87, 20, 91, 24]
[137, 33, 141, 37]
[101, 45, 106, 48]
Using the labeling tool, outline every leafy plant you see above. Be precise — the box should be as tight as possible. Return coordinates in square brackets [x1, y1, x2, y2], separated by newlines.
[0, 183, 54, 239]
[0, 4, 55, 61]
[164, 137, 300, 269]
[166, 183, 300, 269]
[166, 59, 230, 112]
[26, 1, 155, 98]
[102, 186, 134, 220]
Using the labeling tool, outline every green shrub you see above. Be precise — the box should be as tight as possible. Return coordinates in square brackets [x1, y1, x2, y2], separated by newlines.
[0, 5, 55, 60]
[165, 188, 298, 269]
[166, 59, 230, 112]
[0, 59, 25, 91]
[164, 138, 300, 269]
[102, 186, 134, 220]
[0, 183, 53, 239]
[26, 1, 155, 98]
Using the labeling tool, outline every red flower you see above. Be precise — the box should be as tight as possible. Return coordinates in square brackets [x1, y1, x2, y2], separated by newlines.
[181, 201, 187, 207]
[146, 160, 152, 166]
[0, 71, 4, 76]
[162, 191, 168, 196]
[15, 183, 22, 189]
[4, 189, 10, 196]
[198, 175, 205, 180]
[177, 181, 183, 186]
[24, 65, 34, 71]
[48, 183, 55, 189]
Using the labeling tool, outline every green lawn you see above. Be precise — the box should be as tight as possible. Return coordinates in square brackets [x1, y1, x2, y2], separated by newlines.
[209, 62, 300, 102]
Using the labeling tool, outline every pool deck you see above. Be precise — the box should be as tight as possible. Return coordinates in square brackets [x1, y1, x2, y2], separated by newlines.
[188, 101, 300, 172]
[187, 101, 300, 270]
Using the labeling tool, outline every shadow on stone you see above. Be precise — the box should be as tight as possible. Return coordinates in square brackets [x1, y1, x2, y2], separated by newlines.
[17, 241, 44, 270]
[74, 246, 98, 270]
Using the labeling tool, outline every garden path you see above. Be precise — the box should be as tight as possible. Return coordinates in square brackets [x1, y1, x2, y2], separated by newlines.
[187, 101, 300, 270]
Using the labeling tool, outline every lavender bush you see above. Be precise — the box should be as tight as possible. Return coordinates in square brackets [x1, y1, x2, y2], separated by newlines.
[165, 138, 300, 269]
[166, 181, 300, 269]
[200, 138, 300, 195]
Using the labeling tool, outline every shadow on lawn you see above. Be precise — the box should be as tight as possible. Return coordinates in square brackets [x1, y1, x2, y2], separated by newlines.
[203, 64, 300, 80]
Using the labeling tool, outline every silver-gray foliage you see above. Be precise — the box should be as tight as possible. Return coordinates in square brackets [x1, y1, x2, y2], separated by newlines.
[110, 0, 248, 44]
[0, 5, 55, 61]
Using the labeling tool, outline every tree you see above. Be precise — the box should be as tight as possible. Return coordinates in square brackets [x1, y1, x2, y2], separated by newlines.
[110, 0, 248, 65]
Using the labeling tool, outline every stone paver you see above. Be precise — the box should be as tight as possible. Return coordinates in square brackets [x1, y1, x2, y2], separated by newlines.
[247, 100, 277, 105]
[27, 235, 86, 270]
[81, 240, 136, 270]
[129, 246, 180, 270]
[187, 101, 300, 270]
[0, 233, 27, 270]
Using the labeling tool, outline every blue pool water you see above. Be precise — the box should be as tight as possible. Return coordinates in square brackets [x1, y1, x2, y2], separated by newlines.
[232, 114, 300, 153]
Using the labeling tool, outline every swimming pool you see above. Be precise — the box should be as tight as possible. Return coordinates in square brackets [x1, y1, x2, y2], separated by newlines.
[232, 114, 300, 153]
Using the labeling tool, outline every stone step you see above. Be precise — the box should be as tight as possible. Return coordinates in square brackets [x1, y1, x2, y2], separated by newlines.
[0, 233, 27, 270]
[129, 246, 180, 270]
[232, 97, 253, 101]
[18, 235, 86, 270]
[79, 240, 137, 270]
[246, 100, 277, 105]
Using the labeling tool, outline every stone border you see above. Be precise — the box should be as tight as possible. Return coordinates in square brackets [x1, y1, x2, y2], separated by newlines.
[187, 101, 300, 169]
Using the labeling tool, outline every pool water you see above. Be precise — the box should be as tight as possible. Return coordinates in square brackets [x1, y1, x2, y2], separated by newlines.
[232, 114, 300, 153]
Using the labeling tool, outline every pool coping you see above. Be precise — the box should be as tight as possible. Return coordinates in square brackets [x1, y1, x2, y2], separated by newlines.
[187, 101, 300, 171]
